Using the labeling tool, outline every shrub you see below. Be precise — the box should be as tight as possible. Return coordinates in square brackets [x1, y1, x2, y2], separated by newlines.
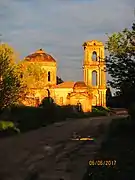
[0, 121, 15, 130]
[0, 120, 20, 135]
[91, 111, 106, 117]
[10, 104, 67, 132]
[93, 106, 111, 112]
[105, 107, 111, 111]
[91, 107, 107, 117]
[2, 104, 107, 135]
[16, 107, 48, 132]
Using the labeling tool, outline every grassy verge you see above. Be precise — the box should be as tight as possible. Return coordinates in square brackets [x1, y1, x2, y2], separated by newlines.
[0, 105, 108, 138]
[82, 117, 135, 180]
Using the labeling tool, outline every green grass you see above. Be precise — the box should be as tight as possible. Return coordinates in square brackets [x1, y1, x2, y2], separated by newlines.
[92, 106, 110, 113]
[82, 117, 135, 180]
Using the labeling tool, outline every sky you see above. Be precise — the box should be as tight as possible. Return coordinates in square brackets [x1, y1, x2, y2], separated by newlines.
[0, 0, 135, 93]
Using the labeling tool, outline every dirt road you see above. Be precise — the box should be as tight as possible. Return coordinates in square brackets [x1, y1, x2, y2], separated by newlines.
[0, 115, 125, 180]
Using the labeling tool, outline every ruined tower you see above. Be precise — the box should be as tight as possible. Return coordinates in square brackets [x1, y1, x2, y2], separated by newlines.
[82, 40, 106, 107]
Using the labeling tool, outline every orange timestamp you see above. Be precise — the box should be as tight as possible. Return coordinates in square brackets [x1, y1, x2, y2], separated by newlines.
[89, 160, 116, 166]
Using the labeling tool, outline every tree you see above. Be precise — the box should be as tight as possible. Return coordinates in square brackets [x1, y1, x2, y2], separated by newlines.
[56, 76, 64, 85]
[19, 61, 64, 88]
[0, 43, 25, 110]
[105, 23, 135, 106]
[132, 23, 135, 31]
[106, 87, 112, 106]
[19, 62, 48, 89]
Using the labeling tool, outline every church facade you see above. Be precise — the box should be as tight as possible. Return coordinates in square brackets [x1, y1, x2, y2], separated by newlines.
[21, 40, 106, 112]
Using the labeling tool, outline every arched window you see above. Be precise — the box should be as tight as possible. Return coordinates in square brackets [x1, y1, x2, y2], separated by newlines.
[92, 51, 97, 61]
[48, 71, 51, 82]
[92, 70, 97, 86]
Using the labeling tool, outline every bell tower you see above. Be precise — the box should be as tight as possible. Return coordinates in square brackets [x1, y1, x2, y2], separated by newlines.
[82, 40, 106, 107]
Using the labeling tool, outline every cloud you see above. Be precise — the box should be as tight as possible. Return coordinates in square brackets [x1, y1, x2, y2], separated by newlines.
[0, 0, 134, 87]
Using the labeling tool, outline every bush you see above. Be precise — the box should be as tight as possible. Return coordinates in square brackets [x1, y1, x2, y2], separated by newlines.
[15, 107, 48, 132]
[93, 106, 111, 112]
[57, 106, 107, 119]
[92, 107, 108, 115]
[0, 120, 20, 138]
[90, 111, 106, 117]
[1, 104, 107, 136]
[59, 105, 78, 119]
[10, 104, 67, 132]
[0, 120, 19, 132]
[39, 97, 55, 108]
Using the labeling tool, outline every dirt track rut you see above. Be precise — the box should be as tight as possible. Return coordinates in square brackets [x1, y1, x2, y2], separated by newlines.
[0, 116, 124, 180]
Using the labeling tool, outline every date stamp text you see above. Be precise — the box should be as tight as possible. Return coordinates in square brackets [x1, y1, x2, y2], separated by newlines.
[89, 160, 116, 166]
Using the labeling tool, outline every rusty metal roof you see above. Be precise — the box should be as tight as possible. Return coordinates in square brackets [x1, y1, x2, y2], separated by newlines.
[24, 49, 56, 63]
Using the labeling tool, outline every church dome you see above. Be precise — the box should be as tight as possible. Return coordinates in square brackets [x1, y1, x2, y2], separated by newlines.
[24, 49, 56, 63]
[74, 81, 87, 88]
[73, 81, 88, 92]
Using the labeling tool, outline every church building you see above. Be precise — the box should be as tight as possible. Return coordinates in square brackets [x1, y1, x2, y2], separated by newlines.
[21, 40, 107, 112]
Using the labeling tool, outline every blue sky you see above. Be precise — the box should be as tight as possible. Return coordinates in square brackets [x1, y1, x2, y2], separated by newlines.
[0, 0, 135, 89]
